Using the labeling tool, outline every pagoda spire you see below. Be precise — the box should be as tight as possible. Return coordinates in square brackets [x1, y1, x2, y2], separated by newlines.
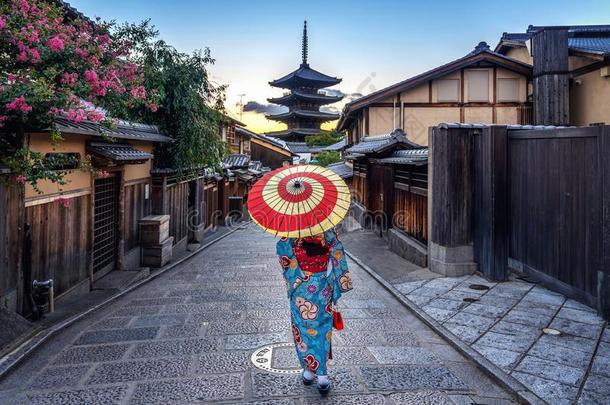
[302, 20, 308, 66]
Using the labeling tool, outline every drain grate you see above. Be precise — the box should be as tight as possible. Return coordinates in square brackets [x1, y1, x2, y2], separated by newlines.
[469, 284, 490, 291]
[463, 297, 480, 303]
[250, 342, 302, 374]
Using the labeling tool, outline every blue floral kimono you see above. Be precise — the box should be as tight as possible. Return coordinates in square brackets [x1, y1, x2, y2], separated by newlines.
[276, 228, 353, 375]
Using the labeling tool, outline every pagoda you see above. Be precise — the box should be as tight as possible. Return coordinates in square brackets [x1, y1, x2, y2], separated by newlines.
[266, 21, 343, 142]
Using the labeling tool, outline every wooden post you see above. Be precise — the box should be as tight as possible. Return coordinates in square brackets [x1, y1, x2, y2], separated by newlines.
[532, 28, 570, 125]
[428, 125, 477, 276]
[598, 126, 610, 319]
[472, 126, 509, 281]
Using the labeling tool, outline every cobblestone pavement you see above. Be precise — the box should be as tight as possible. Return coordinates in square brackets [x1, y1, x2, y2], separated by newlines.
[0, 224, 517, 404]
[343, 228, 610, 405]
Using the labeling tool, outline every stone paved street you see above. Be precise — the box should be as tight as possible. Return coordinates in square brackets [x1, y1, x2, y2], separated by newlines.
[0, 224, 516, 404]
[343, 228, 610, 405]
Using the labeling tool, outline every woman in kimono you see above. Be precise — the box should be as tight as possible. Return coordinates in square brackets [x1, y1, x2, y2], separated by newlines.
[276, 227, 353, 395]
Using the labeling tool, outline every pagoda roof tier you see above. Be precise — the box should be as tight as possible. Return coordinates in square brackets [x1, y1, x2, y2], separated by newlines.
[269, 64, 342, 89]
[267, 109, 339, 122]
[268, 90, 343, 106]
[265, 128, 325, 139]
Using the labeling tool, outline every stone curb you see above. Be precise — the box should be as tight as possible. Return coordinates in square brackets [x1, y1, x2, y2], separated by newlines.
[0, 225, 244, 381]
[345, 249, 547, 405]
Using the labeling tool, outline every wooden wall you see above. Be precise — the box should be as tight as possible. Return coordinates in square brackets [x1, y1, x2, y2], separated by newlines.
[123, 181, 150, 252]
[250, 141, 291, 169]
[393, 164, 428, 244]
[352, 161, 368, 205]
[0, 178, 24, 312]
[167, 181, 188, 244]
[25, 194, 91, 298]
[508, 127, 601, 303]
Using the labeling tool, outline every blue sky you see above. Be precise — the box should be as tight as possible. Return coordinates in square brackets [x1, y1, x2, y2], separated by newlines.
[70, 0, 610, 131]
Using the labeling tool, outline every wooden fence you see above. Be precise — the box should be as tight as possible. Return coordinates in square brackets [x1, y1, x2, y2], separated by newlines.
[394, 165, 428, 244]
[0, 175, 24, 313]
[431, 124, 610, 319]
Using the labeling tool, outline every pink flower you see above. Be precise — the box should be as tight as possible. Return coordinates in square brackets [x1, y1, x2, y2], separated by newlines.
[57, 197, 71, 208]
[0, 115, 7, 127]
[86, 110, 105, 122]
[98, 170, 110, 178]
[60, 72, 78, 87]
[66, 108, 85, 122]
[47, 35, 64, 52]
[84, 69, 98, 83]
[16, 175, 26, 184]
[6, 96, 32, 113]
[29, 48, 40, 63]
[0, 16, 6, 30]
[130, 85, 146, 99]
[75, 47, 89, 58]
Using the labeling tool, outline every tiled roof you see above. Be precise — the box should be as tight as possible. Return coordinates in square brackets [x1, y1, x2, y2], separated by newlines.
[285, 142, 324, 154]
[268, 91, 343, 106]
[322, 138, 347, 151]
[345, 129, 422, 155]
[496, 25, 610, 56]
[327, 162, 353, 179]
[267, 109, 339, 122]
[378, 149, 428, 165]
[264, 128, 323, 139]
[240, 128, 297, 156]
[438, 123, 565, 130]
[338, 42, 532, 130]
[86, 143, 153, 162]
[53, 118, 171, 143]
[569, 36, 610, 55]
[269, 64, 341, 89]
[222, 154, 250, 168]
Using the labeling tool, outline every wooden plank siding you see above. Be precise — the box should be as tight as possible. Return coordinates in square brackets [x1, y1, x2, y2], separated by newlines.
[167, 182, 189, 245]
[123, 181, 150, 252]
[508, 127, 601, 304]
[0, 178, 24, 312]
[393, 165, 428, 244]
[25, 194, 91, 298]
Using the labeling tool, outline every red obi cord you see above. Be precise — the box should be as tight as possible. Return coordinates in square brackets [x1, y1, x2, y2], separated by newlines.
[293, 236, 330, 273]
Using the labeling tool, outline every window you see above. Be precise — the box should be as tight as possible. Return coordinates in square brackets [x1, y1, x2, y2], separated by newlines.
[497, 78, 520, 102]
[44, 152, 80, 170]
[467, 70, 489, 102]
[437, 79, 459, 102]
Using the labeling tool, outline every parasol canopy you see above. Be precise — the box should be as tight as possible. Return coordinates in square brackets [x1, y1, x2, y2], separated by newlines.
[247, 164, 351, 238]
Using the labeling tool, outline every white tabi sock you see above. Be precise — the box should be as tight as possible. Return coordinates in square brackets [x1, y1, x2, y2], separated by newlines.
[303, 369, 315, 381]
[317, 375, 330, 386]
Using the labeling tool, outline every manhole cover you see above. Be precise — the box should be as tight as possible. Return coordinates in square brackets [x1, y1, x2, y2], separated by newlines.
[469, 284, 490, 291]
[250, 342, 302, 374]
[463, 297, 480, 303]
[542, 328, 562, 336]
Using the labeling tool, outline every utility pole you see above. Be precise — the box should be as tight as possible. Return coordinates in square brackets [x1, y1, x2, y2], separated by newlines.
[236, 93, 246, 121]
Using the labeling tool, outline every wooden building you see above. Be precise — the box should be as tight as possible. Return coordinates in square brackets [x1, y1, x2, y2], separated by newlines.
[2, 119, 171, 315]
[241, 128, 297, 169]
[344, 129, 429, 265]
[337, 42, 533, 146]
[220, 116, 250, 155]
[495, 25, 610, 126]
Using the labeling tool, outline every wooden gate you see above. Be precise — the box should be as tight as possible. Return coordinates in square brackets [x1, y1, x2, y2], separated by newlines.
[93, 174, 119, 277]
[368, 164, 394, 234]
[508, 127, 604, 305]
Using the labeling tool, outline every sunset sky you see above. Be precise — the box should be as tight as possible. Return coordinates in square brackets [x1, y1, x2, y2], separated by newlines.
[70, 0, 610, 133]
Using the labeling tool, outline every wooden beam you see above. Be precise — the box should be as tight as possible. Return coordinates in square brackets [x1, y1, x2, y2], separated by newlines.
[492, 67, 497, 123]
[570, 60, 610, 78]
[460, 69, 465, 122]
[428, 80, 433, 103]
